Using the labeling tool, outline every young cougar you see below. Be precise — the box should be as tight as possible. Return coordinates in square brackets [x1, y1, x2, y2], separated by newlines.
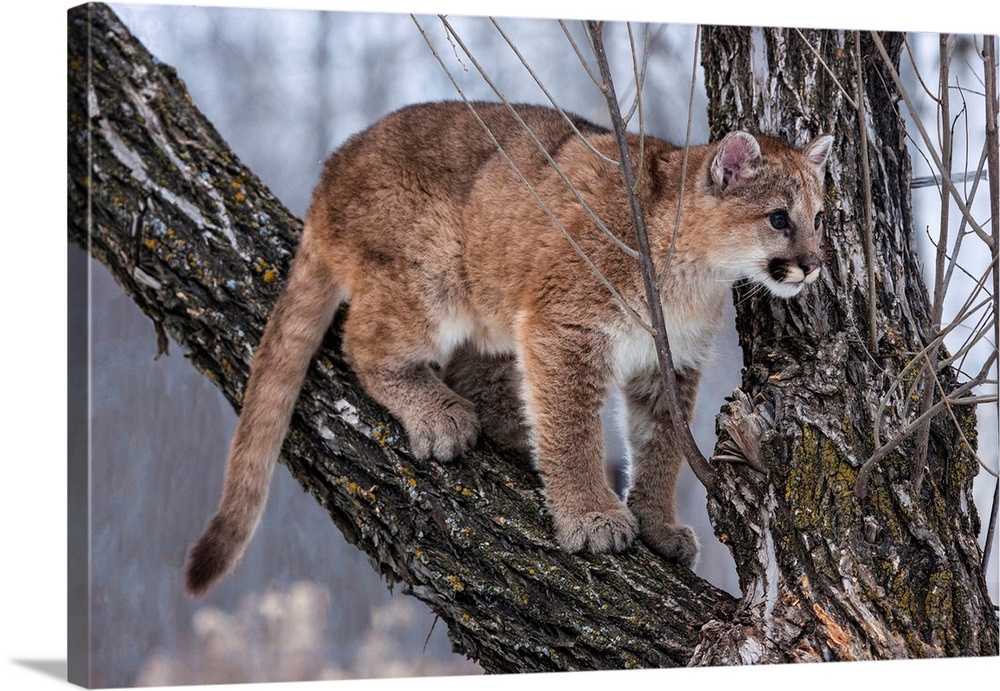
[185, 101, 832, 595]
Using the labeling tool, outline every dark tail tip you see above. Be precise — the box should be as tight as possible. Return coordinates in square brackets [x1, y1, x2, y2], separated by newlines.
[184, 516, 244, 597]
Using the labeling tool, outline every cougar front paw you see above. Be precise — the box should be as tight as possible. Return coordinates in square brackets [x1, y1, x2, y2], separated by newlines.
[552, 502, 639, 554]
[406, 395, 480, 461]
[636, 520, 699, 568]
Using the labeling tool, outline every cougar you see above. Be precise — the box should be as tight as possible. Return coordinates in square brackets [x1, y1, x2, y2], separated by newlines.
[185, 101, 832, 595]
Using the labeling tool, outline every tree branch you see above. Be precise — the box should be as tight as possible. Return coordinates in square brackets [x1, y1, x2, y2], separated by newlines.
[68, 3, 733, 673]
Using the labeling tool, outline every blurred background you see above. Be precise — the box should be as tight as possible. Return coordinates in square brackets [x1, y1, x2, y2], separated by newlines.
[71, 4, 996, 687]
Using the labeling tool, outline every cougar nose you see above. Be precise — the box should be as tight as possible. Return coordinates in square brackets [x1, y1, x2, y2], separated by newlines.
[801, 256, 820, 282]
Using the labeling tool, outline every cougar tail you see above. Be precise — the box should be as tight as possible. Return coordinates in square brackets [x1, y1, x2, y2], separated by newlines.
[185, 234, 345, 596]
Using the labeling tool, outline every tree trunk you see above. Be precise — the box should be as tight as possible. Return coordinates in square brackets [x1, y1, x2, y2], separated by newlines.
[68, 3, 996, 674]
[694, 27, 997, 662]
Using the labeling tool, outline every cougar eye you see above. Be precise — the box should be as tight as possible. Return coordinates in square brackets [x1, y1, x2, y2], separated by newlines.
[814, 212, 823, 230]
[769, 210, 789, 230]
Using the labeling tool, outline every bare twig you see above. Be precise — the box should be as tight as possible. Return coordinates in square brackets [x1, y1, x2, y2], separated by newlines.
[557, 20, 603, 90]
[935, 34, 956, 331]
[436, 16, 640, 260]
[585, 20, 715, 489]
[856, 351, 998, 499]
[903, 34, 944, 104]
[981, 32, 999, 573]
[625, 22, 647, 191]
[657, 24, 700, 290]
[410, 15, 650, 333]
[940, 145, 990, 297]
[870, 31, 993, 248]
[855, 31, 879, 355]
[622, 22, 651, 127]
[793, 28, 858, 110]
[488, 18, 618, 166]
[911, 169, 990, 188]
[938, 297, 998, 376]
[911, 35, 956, 495]
[984, 476, 1000, 572]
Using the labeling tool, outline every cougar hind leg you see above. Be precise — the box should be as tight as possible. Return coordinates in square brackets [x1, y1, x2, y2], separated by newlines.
[340, 295, 480, 461]
[441, 343, 531, 456]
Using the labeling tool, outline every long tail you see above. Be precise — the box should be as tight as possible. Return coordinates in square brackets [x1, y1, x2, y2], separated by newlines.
[185, 235, 344, 596]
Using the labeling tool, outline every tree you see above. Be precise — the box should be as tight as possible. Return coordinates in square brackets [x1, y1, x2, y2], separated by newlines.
[67, 3, 997, 680]
[694, 27, 997, 662]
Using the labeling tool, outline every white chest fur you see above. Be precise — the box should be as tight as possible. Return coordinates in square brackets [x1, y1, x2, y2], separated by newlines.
[606, 291, 724, 383]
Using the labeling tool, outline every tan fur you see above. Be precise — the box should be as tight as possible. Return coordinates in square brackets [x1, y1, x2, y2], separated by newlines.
[185, 101, 832, 594]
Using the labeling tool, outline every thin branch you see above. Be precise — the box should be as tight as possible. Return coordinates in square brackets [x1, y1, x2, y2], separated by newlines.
[856, 351, 998, 498]
[984, 475, 999, 572]
[944, 394, 998, 405]
[911, 34, 956, 495]
[940, 143, 990, 297]
[939, 301, 996, 376]
[870, 31, 993, 249]
[409, 15, 651, 334]
[625, 22, 647, 192]
[911, 169, 990, 188]
[982, 32, 1000, 573]
[855, 30, 879, 354]
[585, 20, 715, 489]
[657, 24, 701, 290]
[793, 28, 858, 110]
[622, 22, 651, 126]
[935, 33, 955, 331]
[983, 33, 999, 361]
[489, 18, 618, 166]
[903, 33, 943, 104]
[436, 15, 641, 260]
[558, 20, 604, 90]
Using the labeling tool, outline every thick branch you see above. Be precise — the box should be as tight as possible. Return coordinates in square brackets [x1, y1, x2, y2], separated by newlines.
[68, 3, 733, 673]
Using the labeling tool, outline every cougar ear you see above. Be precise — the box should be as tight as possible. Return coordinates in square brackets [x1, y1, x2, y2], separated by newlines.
[804, 133, 834, 169]
[710, 131, 762, 192]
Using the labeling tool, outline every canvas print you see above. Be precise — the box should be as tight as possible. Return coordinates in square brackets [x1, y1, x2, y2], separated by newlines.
[67, 2, 998, 688]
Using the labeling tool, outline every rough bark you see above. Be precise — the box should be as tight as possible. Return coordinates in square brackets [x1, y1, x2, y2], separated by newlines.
[67, 3, 732, 673]
[694, 27, 997, 663]
[67, 3, 996, 673]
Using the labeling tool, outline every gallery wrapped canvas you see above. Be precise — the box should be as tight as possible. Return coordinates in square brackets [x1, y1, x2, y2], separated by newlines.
[67, 1, 997, 688]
